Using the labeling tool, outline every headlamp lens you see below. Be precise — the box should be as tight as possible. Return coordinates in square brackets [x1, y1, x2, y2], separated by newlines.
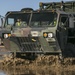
[4, 34, 8, 38]
[48, 33, 53, 38]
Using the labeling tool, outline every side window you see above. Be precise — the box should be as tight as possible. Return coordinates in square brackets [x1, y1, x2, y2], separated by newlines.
[59, 15, 69, 27]
[0, 18, 2, 26]
[69, 16, 75, 28]
[8, 18, 14, 25]
[0, 18, 4, 27]
[4, 18, 14, 29]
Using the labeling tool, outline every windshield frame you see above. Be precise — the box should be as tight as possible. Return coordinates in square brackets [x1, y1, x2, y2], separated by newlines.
[29, 11, 57, 27]
[4, 12, 31, 28]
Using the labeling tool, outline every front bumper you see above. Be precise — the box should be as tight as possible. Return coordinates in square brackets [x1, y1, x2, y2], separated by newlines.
[3, 37, 61, 54]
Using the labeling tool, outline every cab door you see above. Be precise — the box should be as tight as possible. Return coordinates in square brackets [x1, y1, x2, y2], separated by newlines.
[56, 14, 69, 51]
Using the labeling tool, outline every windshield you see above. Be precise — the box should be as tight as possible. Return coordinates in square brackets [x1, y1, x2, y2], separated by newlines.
[4, 13, 30, 28]
[30, 12, 57, 27]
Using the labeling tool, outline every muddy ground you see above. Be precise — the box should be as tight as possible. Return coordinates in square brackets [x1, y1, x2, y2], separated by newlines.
[0, 47, 75, 75]
[0, 54, 75, 70]
[0, 54, 75, 75]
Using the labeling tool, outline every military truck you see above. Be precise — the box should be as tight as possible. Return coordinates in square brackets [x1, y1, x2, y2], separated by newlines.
[0, 8, 33, 56]
[0, 1, 75, 58]
[39, 1, 75, 57]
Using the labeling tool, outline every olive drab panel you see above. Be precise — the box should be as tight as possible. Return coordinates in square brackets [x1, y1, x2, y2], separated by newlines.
[39, 1, 75, 12]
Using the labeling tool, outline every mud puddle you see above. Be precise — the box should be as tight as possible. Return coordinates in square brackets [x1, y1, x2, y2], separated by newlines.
[0, 66, 75, 75]
[0, 72, 6, 75]
[0, 54, 75, 75]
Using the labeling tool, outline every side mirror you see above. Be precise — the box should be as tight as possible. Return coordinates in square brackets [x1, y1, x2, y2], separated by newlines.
[0, 16, 5, 28]
[1, 18, 3, 28]
[0, 18, 3, 28]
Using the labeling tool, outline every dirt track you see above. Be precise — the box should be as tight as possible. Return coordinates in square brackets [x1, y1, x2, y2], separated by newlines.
[0, 46, 75, 72]
[0, 54, 75, 70]
[0, 54, 75, 75]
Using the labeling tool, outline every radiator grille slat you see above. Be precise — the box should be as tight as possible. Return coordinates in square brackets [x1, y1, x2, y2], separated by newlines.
[16, 37, 41, 52]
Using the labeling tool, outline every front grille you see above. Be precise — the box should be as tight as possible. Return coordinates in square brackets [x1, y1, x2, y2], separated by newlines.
[16, 37, 41, 52]
[10, 37, 61, 54]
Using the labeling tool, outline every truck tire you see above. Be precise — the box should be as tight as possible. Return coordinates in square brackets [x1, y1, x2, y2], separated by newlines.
[64, 43, 75, 57]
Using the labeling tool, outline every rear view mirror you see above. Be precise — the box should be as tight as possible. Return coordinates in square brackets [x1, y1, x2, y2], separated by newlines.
[0, 15, 5, 28]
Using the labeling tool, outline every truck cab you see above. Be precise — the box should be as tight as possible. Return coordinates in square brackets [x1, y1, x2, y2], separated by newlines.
[0, 1, 75, 58]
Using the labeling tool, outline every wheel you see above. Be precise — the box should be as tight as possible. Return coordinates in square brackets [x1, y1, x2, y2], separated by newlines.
[64, 43, 75, 57]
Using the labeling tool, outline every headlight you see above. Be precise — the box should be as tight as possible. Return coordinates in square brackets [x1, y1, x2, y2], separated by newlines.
[31, 31, 39, 37]
[43, 32, 48, 38]
[4, 34, 11, 38]
[48, 33, 53, 38]
[43, 32, 53, 38]
[4, 34, 9, 38]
